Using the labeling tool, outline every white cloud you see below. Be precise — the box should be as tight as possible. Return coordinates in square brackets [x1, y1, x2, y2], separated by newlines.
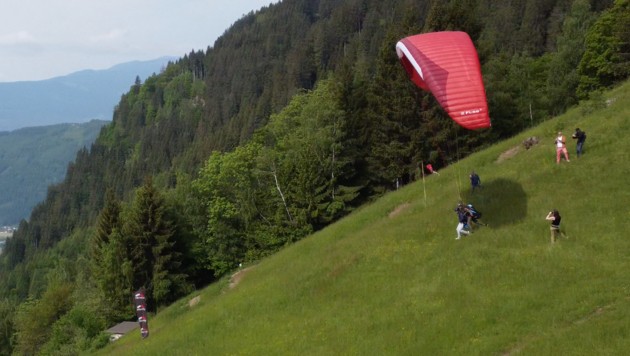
[0, 31, 36, 45]
[89, 29, 128, 43]
[0, 0, 279, 82]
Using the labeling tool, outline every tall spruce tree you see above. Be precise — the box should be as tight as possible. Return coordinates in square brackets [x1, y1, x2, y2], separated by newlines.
[123, 177, 189, 310]
[90, 189, 133, 320]
[547, 0, 596, 115]
[364, 26, 423, 192]
[95, 229, 134, 321]
[90, 189, 120, 268]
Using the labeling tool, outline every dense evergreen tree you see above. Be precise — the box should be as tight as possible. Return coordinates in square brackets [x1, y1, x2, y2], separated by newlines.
[363, 28, 423, 191]
[0, 299, 15, 355]
[577, 0, 630, 97]
[258, 78, 359, 227]
[93, 229, 134, 320]
[547, 0, 596, 114]
[90, 189, 121, 265]
[123, 177, 191, 310]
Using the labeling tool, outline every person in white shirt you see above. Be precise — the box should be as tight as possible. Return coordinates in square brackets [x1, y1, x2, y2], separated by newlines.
[555, 131, 570, 164]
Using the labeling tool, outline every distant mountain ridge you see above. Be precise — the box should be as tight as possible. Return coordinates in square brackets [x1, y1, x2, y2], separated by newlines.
[0, 120, 108, 226]
[0, 57, 175, 132]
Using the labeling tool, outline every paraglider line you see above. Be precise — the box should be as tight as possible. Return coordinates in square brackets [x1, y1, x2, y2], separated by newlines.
[421, 161, 427, 207]
[454, 128, 463, 201]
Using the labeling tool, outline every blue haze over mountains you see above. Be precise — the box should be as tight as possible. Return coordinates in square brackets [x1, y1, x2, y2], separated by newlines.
[0, 57, 175, 226]
[0, 56, 175, 132]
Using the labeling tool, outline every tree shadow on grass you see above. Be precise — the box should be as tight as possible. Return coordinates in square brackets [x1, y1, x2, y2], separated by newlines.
[461, 178, 527, 229]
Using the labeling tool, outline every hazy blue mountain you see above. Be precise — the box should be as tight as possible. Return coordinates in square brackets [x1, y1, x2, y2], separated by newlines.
[0, 57, 175, 132]
[0, 120, 108, 226]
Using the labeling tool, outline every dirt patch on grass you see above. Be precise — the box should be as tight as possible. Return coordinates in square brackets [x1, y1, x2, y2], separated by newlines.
[188, 295, 201, 307]
[389, 203, 410, 218]
[497, 146, 521, 163]
[229, 266, 255, 289]
[498, 137, 540, 163]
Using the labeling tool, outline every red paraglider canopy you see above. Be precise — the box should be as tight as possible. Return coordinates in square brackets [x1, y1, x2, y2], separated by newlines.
[396, 31, 491, 130]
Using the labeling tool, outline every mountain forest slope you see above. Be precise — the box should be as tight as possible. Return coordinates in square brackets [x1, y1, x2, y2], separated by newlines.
[0, 120, 107, 226]
[0, 57, 174, 132]
[103, 81, 630, 355]
[0, 0, 628, 354]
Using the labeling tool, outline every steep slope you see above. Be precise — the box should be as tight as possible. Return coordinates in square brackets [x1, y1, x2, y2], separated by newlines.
[1, 1, 626, 353]
[101, 83, 630, 354]
[4, 0, 618, 276]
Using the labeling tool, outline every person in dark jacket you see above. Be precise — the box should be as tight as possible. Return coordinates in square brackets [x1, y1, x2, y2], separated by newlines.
[572, 128, 586, 157]
[455, 204, 471, 240]
[469, 171, 481, 192]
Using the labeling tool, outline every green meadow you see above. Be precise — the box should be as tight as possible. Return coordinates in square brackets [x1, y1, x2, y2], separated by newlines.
[100, 81, 630, 355]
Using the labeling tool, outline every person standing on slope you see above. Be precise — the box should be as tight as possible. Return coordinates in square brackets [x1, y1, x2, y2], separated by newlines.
[555, 131, 570, 164]
[469, 171, 481, 192]
[545, 209, 566, 243]
[572, 128, 586, 157]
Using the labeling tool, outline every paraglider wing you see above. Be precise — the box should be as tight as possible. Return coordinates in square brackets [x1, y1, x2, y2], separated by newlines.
[396, 31, 490, 130]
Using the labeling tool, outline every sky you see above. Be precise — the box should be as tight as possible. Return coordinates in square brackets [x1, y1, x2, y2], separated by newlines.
[0, 0, 278, 82]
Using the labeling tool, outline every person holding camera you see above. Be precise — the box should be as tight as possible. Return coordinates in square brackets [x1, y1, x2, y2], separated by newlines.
[545, 209, 566, 243]
[572, 128, 586, 157]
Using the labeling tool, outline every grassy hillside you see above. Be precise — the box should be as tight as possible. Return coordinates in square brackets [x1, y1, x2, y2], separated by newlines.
[100, 82, 630, 355]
